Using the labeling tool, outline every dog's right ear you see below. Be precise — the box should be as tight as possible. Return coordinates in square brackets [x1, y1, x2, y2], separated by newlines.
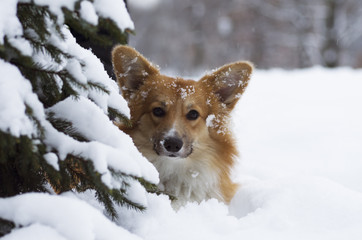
[112, 45, 159, 100]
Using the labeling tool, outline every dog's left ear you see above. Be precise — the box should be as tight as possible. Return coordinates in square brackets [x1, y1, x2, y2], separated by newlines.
[202, 61, 253, 110]
[112, 45, 159, 100]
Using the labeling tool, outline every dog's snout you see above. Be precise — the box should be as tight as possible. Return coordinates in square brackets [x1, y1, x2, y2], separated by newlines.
[153, 131, 192, 158]
[163, 137, 183, 153]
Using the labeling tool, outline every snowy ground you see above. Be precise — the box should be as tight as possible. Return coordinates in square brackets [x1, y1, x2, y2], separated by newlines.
[2, 67, 362, 239]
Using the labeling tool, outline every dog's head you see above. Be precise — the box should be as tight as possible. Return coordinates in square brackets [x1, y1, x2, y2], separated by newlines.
[112, 46, 252, 161]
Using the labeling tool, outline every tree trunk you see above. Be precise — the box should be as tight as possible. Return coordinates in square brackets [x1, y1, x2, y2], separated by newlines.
[322, 0, 341, 68]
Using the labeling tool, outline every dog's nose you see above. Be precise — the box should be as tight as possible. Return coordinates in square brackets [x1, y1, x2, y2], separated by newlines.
[163, 137, 183, 153]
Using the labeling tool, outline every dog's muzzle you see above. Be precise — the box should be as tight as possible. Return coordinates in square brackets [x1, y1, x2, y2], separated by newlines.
[153, 135, 192, 158]
[163, 137, 183, 153]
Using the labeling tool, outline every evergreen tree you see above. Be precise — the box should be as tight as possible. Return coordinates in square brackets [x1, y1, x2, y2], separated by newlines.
[0, 0, 157, 236]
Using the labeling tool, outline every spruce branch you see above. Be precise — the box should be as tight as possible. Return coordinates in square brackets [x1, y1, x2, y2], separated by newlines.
[25, 104, 45, 139]
[88, 81, 110, 94]
[0, 132, 47, 197]
[46, 112, 88, 142]
[23, 34, 72, 64]
[17, 2, 65, 41]
[108, 107, 132, 127]
[0, 218, 15, 237]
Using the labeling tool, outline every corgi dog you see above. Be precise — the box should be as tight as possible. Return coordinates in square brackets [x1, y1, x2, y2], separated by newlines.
[112, 46, 253, 208]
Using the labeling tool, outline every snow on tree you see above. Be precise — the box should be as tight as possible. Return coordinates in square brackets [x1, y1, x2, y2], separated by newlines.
[0, 0, 159, 237]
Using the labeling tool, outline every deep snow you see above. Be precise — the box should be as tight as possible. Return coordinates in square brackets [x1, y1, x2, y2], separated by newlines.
[2, 67, 362, 240]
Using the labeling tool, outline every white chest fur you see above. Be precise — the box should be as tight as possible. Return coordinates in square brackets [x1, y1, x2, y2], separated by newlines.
[152, 155, 223, 208]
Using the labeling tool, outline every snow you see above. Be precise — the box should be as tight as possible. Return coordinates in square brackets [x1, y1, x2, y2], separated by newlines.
[206, 114, 215, 127]
[30, 0, 134, 31]
[0, 0, 22, 44]
[79, 1, 99, 26]
[233, 67, 362, 192]
[1, 0, 153, 232]
[0, 193, 141, 240]
[3, 67, 362, 239]
[0, 0, 134, 47]
[62, 28, 130, 117]
[0, 59, 45, 137]
[34, 0, 75, 23]
[1, 224, 68, 240]
[65, 59, 87, 84]
[0, 17, 152, 195]
[43, 152, 59, 171]
[43, 119, 157, 188]
[229, 177, 362, 238]
[93, 0, 134, 31]
[7, 37, 33, 56]
[178, 85, 195, 99]
[46, 96, 158, 186]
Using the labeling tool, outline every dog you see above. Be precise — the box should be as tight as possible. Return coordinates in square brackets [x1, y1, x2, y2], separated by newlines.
[112, 46, 253, 208]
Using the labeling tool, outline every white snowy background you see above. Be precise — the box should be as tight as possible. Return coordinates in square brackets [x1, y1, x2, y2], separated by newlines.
[2, 67, 362, 240]
[1, 0, 362, 239]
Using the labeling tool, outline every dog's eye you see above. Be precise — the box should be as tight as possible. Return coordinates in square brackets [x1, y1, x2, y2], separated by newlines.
[186, 110, 199, 120]
[152, 107, 166, 117]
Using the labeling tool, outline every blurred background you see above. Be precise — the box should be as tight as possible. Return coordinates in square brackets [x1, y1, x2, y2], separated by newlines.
[127, 0, 362, 75]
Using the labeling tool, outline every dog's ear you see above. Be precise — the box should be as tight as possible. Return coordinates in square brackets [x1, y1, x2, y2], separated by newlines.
[202, 61, 253, 110]
[112, 45, 159, 100]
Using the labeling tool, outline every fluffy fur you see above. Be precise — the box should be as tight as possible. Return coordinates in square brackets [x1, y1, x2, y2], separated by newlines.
[112, 45, 253, 208]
